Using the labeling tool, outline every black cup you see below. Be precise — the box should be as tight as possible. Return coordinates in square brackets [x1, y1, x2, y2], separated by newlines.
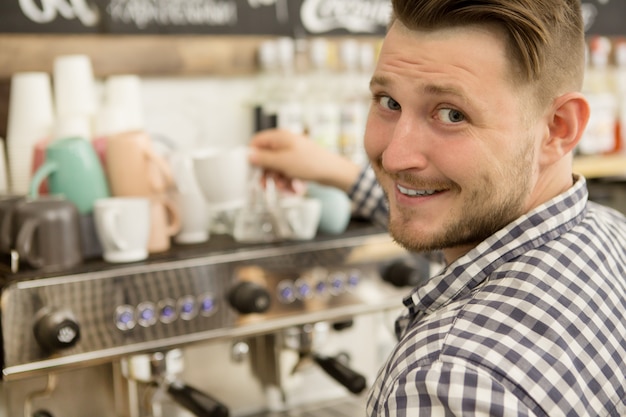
[11, 196, 83, 272]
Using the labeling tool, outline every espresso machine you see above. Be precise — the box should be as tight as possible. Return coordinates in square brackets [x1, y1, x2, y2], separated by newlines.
[0, 222, 432, 417]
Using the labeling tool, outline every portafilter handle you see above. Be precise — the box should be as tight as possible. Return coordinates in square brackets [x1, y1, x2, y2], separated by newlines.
[166, 380, 229, 417]
[312, 353, 367, 395]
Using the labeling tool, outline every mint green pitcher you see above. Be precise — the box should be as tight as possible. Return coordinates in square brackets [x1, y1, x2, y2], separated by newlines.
[30, 137, 110, 214]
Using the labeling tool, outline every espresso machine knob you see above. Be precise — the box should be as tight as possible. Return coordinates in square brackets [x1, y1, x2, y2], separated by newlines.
[33, 308, 80, 353]
[380, 257, 430, 288]
[228, 281, 271, 314]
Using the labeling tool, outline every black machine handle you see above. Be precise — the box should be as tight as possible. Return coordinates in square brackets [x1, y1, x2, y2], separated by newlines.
[312, 354, 367, 394]
[380, 257, 430, 288]
[167, 381, 229, 417]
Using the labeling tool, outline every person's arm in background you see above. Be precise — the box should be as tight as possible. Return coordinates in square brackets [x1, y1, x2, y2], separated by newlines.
[248, 129, 389, 227]
[248, 129, 361, 192]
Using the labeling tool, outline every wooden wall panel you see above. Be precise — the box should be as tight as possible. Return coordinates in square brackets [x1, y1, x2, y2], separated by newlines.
[0, 34, 270, 78]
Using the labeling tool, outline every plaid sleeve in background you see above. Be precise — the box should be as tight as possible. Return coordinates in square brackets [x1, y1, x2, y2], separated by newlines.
[348, 164, 389, 228]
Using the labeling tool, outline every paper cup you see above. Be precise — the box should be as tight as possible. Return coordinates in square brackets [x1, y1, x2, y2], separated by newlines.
[6, 72, 55, 193]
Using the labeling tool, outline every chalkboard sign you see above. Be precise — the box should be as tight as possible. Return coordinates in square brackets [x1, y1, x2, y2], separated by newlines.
[0, 0, 623, 37]
[582, 0, 626, 36]
[0, 0, 391, 36]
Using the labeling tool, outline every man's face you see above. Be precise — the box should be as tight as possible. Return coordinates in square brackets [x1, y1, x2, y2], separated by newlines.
[365, 22, 545, 262]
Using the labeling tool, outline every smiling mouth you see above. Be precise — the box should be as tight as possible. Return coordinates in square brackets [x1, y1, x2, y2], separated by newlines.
[397, 184, 443, 197]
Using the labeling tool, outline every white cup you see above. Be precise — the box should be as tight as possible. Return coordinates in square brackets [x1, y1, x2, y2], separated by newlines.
[6, 72, 55, 193]
[53, 54, 96, 118]
[281, 196, 322, 240]
[192, 146, 250, 211]
[102, 74, 144, 132]
[93, 197, 151, 263]
[306, 182, 352, 235]
[170, 151, 210, 244]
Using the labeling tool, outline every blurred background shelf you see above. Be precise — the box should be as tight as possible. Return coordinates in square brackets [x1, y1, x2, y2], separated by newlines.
[573, 154, 626, 179]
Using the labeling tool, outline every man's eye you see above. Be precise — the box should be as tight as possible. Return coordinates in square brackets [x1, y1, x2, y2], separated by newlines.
[380, 96, 401, 111]
[437, 108, 466, 123]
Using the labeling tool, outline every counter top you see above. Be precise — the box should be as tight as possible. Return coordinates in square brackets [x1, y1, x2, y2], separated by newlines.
[0, 220, 390, 284]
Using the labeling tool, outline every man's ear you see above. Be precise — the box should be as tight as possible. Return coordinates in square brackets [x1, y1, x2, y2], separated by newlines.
[541, 92, 590, 165]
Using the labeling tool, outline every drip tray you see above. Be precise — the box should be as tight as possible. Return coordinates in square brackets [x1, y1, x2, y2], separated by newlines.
[246, 396, 367, 417]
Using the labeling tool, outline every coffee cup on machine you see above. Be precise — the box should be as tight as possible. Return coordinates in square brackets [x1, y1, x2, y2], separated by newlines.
[10, 196, 83, 272]
[170, 151, 210, 244]
[148, 195, 181, 253]
[0, 194, 27, 255]
[105, 130, 174, 197]
[192, 145, 250, 211]
[29, 136, 111, 214]
[93, 197, 152, 263]
[305, 182, 352, 235]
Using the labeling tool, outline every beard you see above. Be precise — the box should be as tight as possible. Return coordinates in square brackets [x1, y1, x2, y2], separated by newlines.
[375, 142, 534, 256]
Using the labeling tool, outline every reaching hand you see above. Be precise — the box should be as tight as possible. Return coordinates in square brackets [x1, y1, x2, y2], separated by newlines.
[248, 129, 362, 193]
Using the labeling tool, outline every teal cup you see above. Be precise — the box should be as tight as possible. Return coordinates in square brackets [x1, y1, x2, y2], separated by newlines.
[306, 182, 352, 235]
[30, 137, 110, 214]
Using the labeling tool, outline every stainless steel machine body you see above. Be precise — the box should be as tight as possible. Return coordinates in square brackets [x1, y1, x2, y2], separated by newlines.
[0, 224, 431, 417]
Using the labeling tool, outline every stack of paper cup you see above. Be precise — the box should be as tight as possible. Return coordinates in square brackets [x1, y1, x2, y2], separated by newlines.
[53, 54, 97, 121]
[95, 74, 145, 137]
[6, 72, 55, 193]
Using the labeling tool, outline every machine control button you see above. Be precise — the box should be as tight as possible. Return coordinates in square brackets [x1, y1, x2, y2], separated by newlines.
[137, 302, 158, 327]
[346, 270, 361, 289]
[277, 281, 297, 304]
[158, 299, 178, 324]
[228, 281, 271, 314]
[198, 293, 217, 316]
[295, 278, 313, 300]
[33, 308, 81, 353]
[328, 272, 346, 295]
[178, 296, 199, 321]
[315, 280, 328, 296]
[115, 305, 136, 331]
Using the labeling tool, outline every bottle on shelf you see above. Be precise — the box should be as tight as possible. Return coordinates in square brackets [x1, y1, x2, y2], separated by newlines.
[612, 38, 626, 154]
[260, 37, 307, 135]
[579, 35, 619, 156]
[337, 39, 373, 165]
[303, 37, 342, 154]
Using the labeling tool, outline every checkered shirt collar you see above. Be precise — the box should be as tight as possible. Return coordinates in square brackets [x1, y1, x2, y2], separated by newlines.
[400, 175, 588, 324]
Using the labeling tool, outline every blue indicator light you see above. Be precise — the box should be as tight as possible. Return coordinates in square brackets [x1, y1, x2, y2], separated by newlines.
[140, 309, 154, 321]
[298, 283, 311, 297]
[120, 312, 133, 324]
[162, 306, 175, 317]
[201, 298, 214, 312]
[348, 273, 360, 287]
[281, 287, 294, 299]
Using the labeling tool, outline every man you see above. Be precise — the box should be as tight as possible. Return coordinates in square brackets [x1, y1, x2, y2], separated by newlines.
[365, 0, 626, 415]
[250, 0, 626, 414]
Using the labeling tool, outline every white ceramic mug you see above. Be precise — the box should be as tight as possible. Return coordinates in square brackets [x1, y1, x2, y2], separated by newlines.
[192, 146, 250, 211]
[170, 151, 210, 244]
[93, 197, 151, 263]
[281, 196, 322, 240]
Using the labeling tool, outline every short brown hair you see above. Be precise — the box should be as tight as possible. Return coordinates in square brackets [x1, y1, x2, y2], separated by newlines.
[390, 0, 585, 108]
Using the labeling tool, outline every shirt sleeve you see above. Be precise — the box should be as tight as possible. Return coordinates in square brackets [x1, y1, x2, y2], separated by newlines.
[373, 361, 542, 417]
[348, 164, 389, 228]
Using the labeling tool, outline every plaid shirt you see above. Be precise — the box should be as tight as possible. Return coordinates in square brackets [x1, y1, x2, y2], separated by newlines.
[349, 164, 389, 227]
[365, 175, 626, 416]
